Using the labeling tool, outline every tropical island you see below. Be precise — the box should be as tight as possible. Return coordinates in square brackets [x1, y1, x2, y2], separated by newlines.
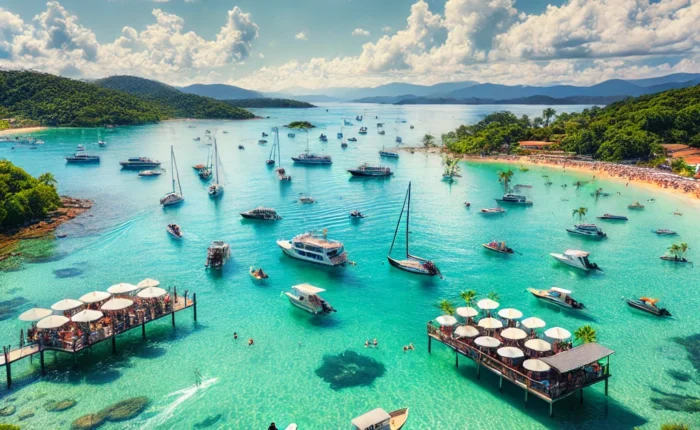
[286, 121, 316, 129]
[223, 98, 315, 109]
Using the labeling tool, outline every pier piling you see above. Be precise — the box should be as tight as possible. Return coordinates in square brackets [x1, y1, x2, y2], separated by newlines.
[172, 312, 175, 328]
[142, 323, 146, 339]
[40, 349, 45, 375]
[193, 293, 197, 322]
[549, 402, 553, 417]
[111, 336, 116, 354]
[428, 336, 431, 354]
[499, 375, 503, 392]
[455, 351, 459, 368]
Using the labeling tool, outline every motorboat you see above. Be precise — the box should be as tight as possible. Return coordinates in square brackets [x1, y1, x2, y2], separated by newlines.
[379, 148, 399, 158]
[292, 150, 332, 165]
[359, 127, 368, 134]
[350, 210, 365, 219]
[628, 202, 645, 210]
[347, 164, 393, 177]
[480, 208, 505, 214]
[249, 267, 269, 280]
[395, 137, 402, 144]
[495, 193, 532, 205]
[65, 152, 100, 163]
[655, 229, 677, 235]
[527, 287, 584, 309]
[98, 140, 107, 147]
[351, 408, 409, 430]
[566, 224, 606, 239]
[626, 298, 671, 316]
[288, 133, 296, 138]
[205, 241, 231, 269]
[378, 130, 386, 135]
[597, 214, 628, 221]
[356, 115, 363, 121]
[348, 137, 357, 142]
[298, 195, 315, 204]
[285, 284, 336, 315]
[139, 169, 163, 177]
[240, 207, 282, 220]
[276, 167, 292, 181]
[262, 132, 268, 137]
[166, 224, 182, 238]
[482, 241, 513, 255]
[341, 142, 348, 148]
[319, 134, 328, 142]
[258, 139, 268, 144]
[120, 157, 161, 169]
[160, 146, 184, 206]
[76, 144, 85, 152]
[277, 232, 348, 266]
[550, 249, 601, 271]
[660, 255, 690, 263]
[238, 145, 245, 150]
[193, 137, 201, 141]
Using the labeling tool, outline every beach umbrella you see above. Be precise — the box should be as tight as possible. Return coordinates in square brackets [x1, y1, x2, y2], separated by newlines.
[523, 359, 551, 372]
[79, 291, 111, 304]
[501, 327, 528, 341]
[456, 307, 479, 318]
[71, 309, 103, 323]
[137, 278, 160, 289]
[51, 299, 83, 312]
[545, 327, 572, 340]
[36, 315, 70, 329]
[498, 308, 523, 320]
[477, 317, 503, 330]
[137, 287, 167, 299]
[101, 298, 134, 311]
[521, 317, 546, 329]
[497, 346, 524, 359]
[18, 308, 52, 322]
[477, 299, 499, 310]
[525, 339, 552, 352]
[454, 325, 480, 338]
[435, 315, 458, 326]
[475, 336, 501, 348]
[107, 283, 139, 295]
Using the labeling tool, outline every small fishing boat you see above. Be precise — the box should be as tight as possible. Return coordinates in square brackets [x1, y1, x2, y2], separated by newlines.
[138, 169, 163, 177]
[249, 267, 269, 280]
[319, 134, 328, 142]
[482, 241, 514, 254]
[298, 195, 316, 204]
[193, 137, 201, 141]
[655, 229, 677, 235]
[288, 133, 296, 138]
[378, 130, 386, 135]
[285, 284, 336, 315]
[628, 201, 645, 210]
[527, 287, 584, 309]
[626, 298, 671, 317]
[160, 146, 184, 206]
[351, 408, 409, 430]
[480, 208, 505, 214]
[379, 147, 399, 158]
[205, 241, 231, 269]
[262, 132, 269, 137]
[597, 214, 628, 221]
[359, 127, 368, 134]
[240, 207, 282, 220]
[395, 136, 402, 144]
[65, 152, 100, 163]
[98, 140, 107, 147]
[350, 210, 365, 219]
[166, 224, 183, 238]
[238, 145, 245, 150]
[550, 249, 601, 271]
[348, 137, 357, 142]
[495, 193, 532, 205]
[348, 163, 393, 177]
[566, 224, 606, 239]
[337, 132, 343, 139]
[660, 255, 690, 263]
[258, 139, 268, 144]
[277, 232, 347, 266]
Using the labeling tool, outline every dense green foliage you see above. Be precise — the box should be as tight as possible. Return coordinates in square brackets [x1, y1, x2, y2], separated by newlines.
[224, 98, 315, 108]
[444, 85, 700, 161]
[286, 121, 315, 129]
[0, 160, 61, 231]
[0, 70, 164, 126]
[95, 76, 254, 120]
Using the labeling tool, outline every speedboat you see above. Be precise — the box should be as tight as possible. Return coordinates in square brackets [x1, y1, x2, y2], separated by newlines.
[258, 139, 268, 144]
[359, 127, 368, 134]
[660, 255, 690, 263]
[347, 164, 393, 177]
[205, 241, 230, 269]
[350, 210, 365, 219]
[527, 287, 584, 309]
[597, 214, 628, 221]
[319, 134, 328, 142]
[139, 170, 162, 177]
[298, 195, 315, 204]
[379, 149, 399, 158]
[285, 284, 336, 315]
[626, 298, 671, 317]
[378, 130, 386, 135]
[348, 137, 357, 142]
[240, 207, 282, 221]
[655, 229, 677, 235]
[65, 153, 100, 163]
[550, 249, 601, 271]
[628, 202, 645, 210]
[482, 241, 513, 255]
[566, 224, 606, 239]
[495, 193, 532, 205]
[120, 157, 161, 169]
[277, 232, 347, 266]
[249, 267, 269, 280]
[166, 224, 183, 238]
[351, 408, 409, 430]
[480, 208, 505, 214]
[98, 140, 107, 147]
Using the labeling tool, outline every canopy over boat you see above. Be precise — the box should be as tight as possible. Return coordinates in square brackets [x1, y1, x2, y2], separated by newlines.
[137, 287, 167, 298]
[477, 298, 499, 310]
[454, 325, 480, 338]
[435, 315, 458, 326]
[292, 284, 325, 295]
[101, 298, 134, 311]
[51, 299, 83, 312]
[551, 287, 572, 295]
[498, 308, 523, 320]
[107, 283, 139, 294]
[351, 408, 390, 430]
[523, 359, 551, 372]
[79, 291, 111, 303]
[37, 315, 70, 329]
[456, 307, 479, 318]
[71, 309, 104, 323]
[501, 327, 528, 340]
[478, 317, 503, 329]
[521, 317, 546, 329]
[564, 249, 589, 258]
[545, 327, 572, 340]
[18, 308, 52, 322]
[475, 336, 501, 348]
[498, 346, 524, 358]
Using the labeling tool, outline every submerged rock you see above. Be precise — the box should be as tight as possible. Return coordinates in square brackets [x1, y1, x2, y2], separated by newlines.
[651, 389, 700, 413]
[0, 405, 16, 416]
[315, 350, 386, 390]
[194, 414, 223, 428]
[44, 399, 77, 412]
[71, 413, 106, 430]
[667, 369, 692, 383]
[674, 333, 700, 373]
[98, 396, 149, 422]
[53, 267, 83, 278]
[18, 408, 35, 420]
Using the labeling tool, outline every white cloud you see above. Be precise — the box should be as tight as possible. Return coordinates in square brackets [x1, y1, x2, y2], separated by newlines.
[294, 32, 307, 40]
[151, 0, 170, 3]
[351, 28, 370, 36]
[0, 8, 25, 59]
[258, 52, 264, 59]
[381, 26, 392, 33]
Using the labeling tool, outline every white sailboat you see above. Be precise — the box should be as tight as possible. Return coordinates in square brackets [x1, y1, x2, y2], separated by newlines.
[160, 146, 184, 206]
[208, 138, 224, 197]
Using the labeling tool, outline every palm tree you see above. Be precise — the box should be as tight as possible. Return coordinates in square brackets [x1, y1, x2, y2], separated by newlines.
[487, 291, 500, 302]
[38, 172, 57, 187]
[572, 207, 588, 222]
[422, 134, 435, 148]
[437, 299, 455, 316]
[679, 242, 689, 257]
[459, 290, 477, 307]
[542, 108, 556, 127]
[497, 170, 514, 193]
[532, 117, 544, 128]
[668, 243, 681, 258]
[574, 325, 597, 345]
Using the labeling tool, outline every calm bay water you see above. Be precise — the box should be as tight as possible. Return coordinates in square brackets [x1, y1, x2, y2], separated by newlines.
[0, 103, 698, 429]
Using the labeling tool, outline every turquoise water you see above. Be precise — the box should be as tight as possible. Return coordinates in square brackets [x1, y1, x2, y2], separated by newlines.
[0, 103, 698, 429]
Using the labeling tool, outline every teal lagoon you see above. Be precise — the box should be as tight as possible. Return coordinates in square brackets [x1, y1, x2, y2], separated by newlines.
[0, 103, 698, 429]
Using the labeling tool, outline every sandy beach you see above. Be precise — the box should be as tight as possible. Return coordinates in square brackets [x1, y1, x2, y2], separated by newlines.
[0, 126, 48, 136]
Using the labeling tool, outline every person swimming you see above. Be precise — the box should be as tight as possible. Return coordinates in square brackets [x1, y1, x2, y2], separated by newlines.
[233, 332, 238, 340]
[248, 338, 254, 346]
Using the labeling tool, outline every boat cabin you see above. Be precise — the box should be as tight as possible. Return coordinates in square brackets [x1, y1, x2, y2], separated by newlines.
[563, 250, 595, 268]
[351, 408, 391, 430]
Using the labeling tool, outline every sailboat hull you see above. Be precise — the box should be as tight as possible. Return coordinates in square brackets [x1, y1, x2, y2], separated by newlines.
[161, 193, 184, 206]
[387, 256, 437, 276]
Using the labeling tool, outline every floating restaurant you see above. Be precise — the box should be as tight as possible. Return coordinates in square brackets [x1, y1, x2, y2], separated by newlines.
[1, 278, 196, 388]
[427, 300, 614, 417]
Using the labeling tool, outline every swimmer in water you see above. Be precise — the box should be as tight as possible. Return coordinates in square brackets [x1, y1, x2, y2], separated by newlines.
[248, 338, 254, 346]
[233, 332, 238, 340]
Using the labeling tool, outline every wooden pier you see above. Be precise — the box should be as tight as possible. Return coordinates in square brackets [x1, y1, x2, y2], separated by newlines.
[427, 323, 612, 417]
[1, 293, 197, 388]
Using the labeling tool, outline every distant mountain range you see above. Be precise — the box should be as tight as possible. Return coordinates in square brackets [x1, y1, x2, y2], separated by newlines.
[179, 83, 262, 100]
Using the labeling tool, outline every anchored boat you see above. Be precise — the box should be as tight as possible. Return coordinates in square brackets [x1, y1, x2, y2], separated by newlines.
[240, 207, 282, 221]
[205, 241, 230, 269]
[528, 287, 584, 309]
[550, 249, 601, 271]
[598, 214, 628, 221]
[628, 201, 645, 210]
[160, 146, 184, 207]
[208, 138, 224, 197]
[655, 229, 677, 236]
[347, 163, 393, 177]
[277, 231, 347, 266]
[495, 193, 532, 205]
[482, 241, 514, 255]
[480, 208, 505, 214]
[120, 157, 161, 169]
[566, 224, 606, 239]
[166, 224, 182, 238]
[626, 298, 671, 316]
[351, 408, 409, 430]
[285, 284, 336, 315]
[66, 152, 100, 163]
[292, 132, 332, 165]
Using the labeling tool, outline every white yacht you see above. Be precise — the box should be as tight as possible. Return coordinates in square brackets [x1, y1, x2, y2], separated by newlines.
[277, 232, 347, 266]
[495, 193, 532, 205]
[208, 138, 224, 197]
[527, 287, 585, 309]
[566, 224, 606, 239]
[285, 284, 336, 315]
[205, 241, 230, 269]
[160, 146, 184, 206]
[550, 249, 601, 271]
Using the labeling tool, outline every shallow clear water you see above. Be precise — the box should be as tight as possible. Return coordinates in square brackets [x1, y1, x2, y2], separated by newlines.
[0, 103, 698, 429]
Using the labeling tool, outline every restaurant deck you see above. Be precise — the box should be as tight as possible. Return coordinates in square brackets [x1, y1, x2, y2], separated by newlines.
[427, 323, 612, 416]
[1, 294, 196, 388]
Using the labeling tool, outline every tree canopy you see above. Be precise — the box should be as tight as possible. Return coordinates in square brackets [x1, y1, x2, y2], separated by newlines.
[0, 160, 61, 231]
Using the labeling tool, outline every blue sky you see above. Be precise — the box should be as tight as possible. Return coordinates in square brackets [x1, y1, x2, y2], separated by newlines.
[0, 0, 697, 90]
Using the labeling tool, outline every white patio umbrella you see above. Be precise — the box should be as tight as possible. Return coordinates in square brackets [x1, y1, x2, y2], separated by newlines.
[475, 336, 501, 348]
[478, 317, 503, 330]
[456, 307, 479, 318]
[477, 298, 499, 310]
[71, 309, 104, 323]
[79, 291, 111, 304]
[137, 287, 167, 299]
[101, 298, 134, 311]
[18, 308, 52, 322]
[454, 325, 480, 338]
[435, 315, 458, 326]
[525, 338, 552, 352]
[501, 327, 528, 341]
[523, 359, 551, 372]
[521, 317, 546, 329]
[107, 283, 139, 295]
[36, 315, 70, 329]
[137, 278, 160, 289]
[51, 299, 83, 312]
[497, 346, 525, 359]
[498, 308, 523, 320]
[545, 327, 572, 340]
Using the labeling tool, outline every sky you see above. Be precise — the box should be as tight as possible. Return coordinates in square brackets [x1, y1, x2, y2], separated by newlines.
[0, 0, 698, 91]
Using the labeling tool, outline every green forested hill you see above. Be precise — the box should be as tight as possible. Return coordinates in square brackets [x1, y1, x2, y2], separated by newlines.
[94, 76, 254, 120]
[0, 160, 61, 231]
[223, 98, 315, 108]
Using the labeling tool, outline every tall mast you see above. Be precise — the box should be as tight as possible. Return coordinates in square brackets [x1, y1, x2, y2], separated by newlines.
[388, 183, 410, 256]
[406, 182, 411, 257]
[275, 127, 281, 167]
[174, 147, 183, 196]
[170, 145, 175, 193]
[214, 138, 219, 183]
